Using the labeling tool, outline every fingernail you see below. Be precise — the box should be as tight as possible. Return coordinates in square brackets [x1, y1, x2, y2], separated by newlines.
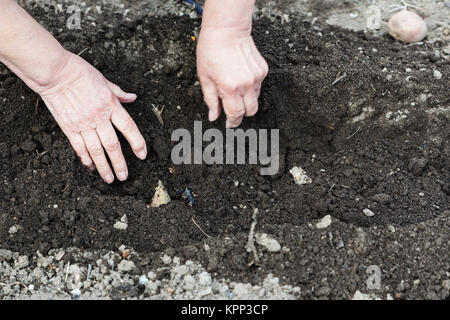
[138, 150, 147, 160]
[209, 110, 219, 122]
[225, 120, 234, 129]
[117, 171, 128, 181]
[105, 174, 114, 184]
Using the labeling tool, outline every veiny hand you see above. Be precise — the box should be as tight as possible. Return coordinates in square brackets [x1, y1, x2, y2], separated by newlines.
[196, 28, 269, 128]
[37, 52, 147, 184]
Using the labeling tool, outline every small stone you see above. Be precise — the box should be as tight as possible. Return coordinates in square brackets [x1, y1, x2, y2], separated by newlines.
[8, 225, 20, 234]
[387, 10, 427, 43]
[363, 208, 375, 217]
[117, 260, 136, 273]
[71, 288, 81, 298]
[255, 233, 281, 252]
[183, 275, 196, 291]
[138, 275, 149, 286]
[316, 286, 331, 297]
[442, 280, 450, 290]
[161, 254, 172, 265]
[14, 256, 29, 269]
[113, 221, 128, 230]
[433, 69, 442, 80]
[189, 11, 198, 19]
[173, 265, 189, 276]
[0, 249, 13, 262]
[198, 272, 212, 286]
[55, 250, 65, 261]
[289, 166, 312, 185]
[352, 290, 381, 300]
[387, 225, 396, 233]
[316, 215, 332, 229]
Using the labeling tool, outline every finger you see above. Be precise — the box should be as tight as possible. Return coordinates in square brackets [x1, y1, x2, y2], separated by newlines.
[106, 80, 137, 103]
[200, 78, 221, 121]
[111, 103, 147, 160]
[243, 90, 258, 117]
[67, 133, 95, 171]
[96, 122, 128, 181]
[251, 46, 269, 80]
[81, 129, 114, 184]
[254, 80, 262, 98]
[222, 94, 245, 128]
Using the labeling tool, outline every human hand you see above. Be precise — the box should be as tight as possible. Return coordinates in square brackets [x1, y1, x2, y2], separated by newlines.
[196, 28, 269, 128]
[37, 52, 147, 184]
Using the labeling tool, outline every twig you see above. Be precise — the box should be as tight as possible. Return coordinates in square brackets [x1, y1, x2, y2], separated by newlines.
[347, 126, 361, 139]
[152, 104, 165, 125]
[64, 261, 70, 283]
[332, 72, 347, 86]
[245, 208, 260, 265]
[77, 47, 89, 56]
[87, 264, 92, 281]
[191, 217, 211, 238]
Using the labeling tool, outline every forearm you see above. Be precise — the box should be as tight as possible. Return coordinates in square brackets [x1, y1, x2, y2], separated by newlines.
[201, 0, 256, 36]
[0, 0, 69, 93]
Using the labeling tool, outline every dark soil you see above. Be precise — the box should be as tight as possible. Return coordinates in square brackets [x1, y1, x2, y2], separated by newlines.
[1, 4, 449, 299]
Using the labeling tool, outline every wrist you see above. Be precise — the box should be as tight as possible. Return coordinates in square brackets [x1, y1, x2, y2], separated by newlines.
[17, 47, 72, 96]
[199, 25, 252, 43]
[201, 0, 254, 40]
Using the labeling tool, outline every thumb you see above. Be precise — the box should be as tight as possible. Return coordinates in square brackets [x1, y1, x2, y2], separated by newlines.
[106, 80, 137, 103]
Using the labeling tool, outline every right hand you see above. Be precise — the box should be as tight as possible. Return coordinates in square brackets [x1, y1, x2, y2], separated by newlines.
[37, 52, 147, 184]
[196, 28, 269, 128]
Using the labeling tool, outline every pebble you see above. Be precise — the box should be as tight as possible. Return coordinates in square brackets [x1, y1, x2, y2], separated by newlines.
[8, 225, 19, 234]
[315, 285, 331, 297]
[71, 288, 81, 299]
[433, 69, 442, 80]
[363, 208, 375, 217]
[289, 166, 312, 185]
[316, 215, 332, 229]
[55, 251, 65, 261]
[117, 260, 136, 273]
[113, 221, 128, 230]
[441, 280, 450, 290]
[138, 275, 149, 286]
[255, 233, 281, 252]
[14, 256, 29, 269]
[183, 275, 196, 291]
[0, 249, 13, 262]
[198, 272, 212, 286]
